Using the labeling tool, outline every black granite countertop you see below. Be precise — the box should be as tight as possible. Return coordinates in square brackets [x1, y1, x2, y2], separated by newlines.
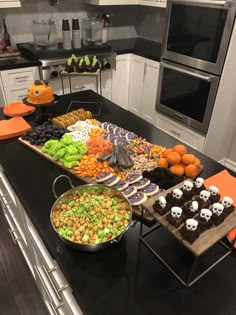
[0, 90, 236, 315]
[108, 38, 162, 62]
[0, 56, 41, 71]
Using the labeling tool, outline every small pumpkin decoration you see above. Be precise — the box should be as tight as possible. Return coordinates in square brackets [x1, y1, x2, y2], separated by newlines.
[27, 80, 54, 105]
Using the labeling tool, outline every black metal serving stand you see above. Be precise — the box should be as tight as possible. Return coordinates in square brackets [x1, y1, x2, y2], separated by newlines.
[60, 70, 102, 117]
[139, 183, 236, 287]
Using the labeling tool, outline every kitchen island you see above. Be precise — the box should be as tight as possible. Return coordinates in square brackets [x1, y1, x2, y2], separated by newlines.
[0, 90, 236, 315]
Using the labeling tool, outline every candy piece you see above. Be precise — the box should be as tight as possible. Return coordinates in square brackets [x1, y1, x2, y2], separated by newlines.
[141, 183, 159, 196]
[133, 178, 150, 190]
[129, 192, 147, 206]
[122, 186, 137, 198]
[96, 172, 113, 183]
[126, 173, 143, 185]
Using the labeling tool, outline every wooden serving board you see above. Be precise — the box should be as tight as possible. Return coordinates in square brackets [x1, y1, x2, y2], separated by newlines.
[18, 137, 157, 223]
[142, 182, 236, 256]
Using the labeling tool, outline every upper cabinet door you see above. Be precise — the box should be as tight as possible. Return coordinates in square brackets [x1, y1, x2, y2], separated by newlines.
[0, 0, 21, 8]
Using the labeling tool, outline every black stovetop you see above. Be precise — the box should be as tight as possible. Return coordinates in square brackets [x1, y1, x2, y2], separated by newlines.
[17, 42, 112, 60]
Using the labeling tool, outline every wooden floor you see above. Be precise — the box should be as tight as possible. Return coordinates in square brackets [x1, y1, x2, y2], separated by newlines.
[0, 207, 48, 315]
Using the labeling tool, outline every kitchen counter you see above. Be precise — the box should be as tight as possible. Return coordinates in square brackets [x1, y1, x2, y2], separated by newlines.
[108, 38, 162, 62]
[1, 90, 236, 315]
[0, 56, 41, 71]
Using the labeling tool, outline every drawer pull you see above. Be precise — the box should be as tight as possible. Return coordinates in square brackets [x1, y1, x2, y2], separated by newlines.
[15, 76, 30, 80]
[18, 95, 27, 99]
[42, 265, 64, 301]
[8, 228, 21, 244]
[170, 129, 181, 137]
[34, 265, 64, 312]
[74, 85, 86, 91]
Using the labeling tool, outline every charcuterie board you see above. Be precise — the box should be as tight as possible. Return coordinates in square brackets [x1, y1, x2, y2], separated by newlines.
[18, 137, 159, 223]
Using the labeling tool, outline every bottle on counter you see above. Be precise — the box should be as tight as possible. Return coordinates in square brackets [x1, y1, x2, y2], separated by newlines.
[3, 18, 11, 48]
[72, 18, 81, 49]
[62, 19, 72, 50]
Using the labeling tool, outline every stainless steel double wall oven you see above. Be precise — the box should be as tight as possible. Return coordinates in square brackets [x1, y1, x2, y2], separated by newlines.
[156, 0, 236, 134]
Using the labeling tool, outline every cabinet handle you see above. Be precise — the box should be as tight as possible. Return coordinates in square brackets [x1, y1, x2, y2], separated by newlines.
[74, 85, 86, 91]
[170, 129, 181, 137]
[18, 95, 26, 99]
[34, 265, 64, 312]
[42, 265, 67, 301]
[15, 76, 29, 80]
[8, 228, 21, 244]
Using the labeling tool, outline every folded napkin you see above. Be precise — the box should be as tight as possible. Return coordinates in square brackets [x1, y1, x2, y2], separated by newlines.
[205, 169, 236, 247]
[0, 117, 31, 140]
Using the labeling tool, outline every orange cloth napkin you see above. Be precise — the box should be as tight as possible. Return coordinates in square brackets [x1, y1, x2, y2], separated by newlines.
[205, 169, 236, 247]
[0, 117, 31, 140]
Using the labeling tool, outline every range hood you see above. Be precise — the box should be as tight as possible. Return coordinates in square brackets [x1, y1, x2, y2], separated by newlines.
[0, 0, 21, 8]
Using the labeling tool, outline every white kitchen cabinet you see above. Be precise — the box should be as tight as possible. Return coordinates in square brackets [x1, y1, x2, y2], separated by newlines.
[141, 58, 159, 124]
[81, 0, 166, 7]
[128, 54, 145, 115]
[0, 66, 39, 104]
[0, 0, 21, 8]
[139, 0, 166, 8]
[128, 55, 159, 125]
[81, 0, 137, 5]
[156, 113, 206, 151]
[112, 54, 131, 110]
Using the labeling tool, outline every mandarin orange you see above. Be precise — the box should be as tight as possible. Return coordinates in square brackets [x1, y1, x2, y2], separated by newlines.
[172, 144, 187, 156]
[170, 164, 185, 176]
[184, 164, 198, 178]
[163, 148, 173, 158]
[166, 151, 181, 166]
[181, 153, 196, 165]
[157, 158, 168, 168]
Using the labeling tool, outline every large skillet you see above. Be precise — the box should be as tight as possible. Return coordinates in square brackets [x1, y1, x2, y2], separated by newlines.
[50, 175, 136, 252]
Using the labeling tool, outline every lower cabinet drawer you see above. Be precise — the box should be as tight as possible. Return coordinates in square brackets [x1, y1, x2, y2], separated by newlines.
[156, 114, 206, 152]
[4, 85, 28, 104]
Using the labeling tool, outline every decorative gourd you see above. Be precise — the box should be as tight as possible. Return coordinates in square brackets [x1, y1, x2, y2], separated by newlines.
[27, 80, 54, 105]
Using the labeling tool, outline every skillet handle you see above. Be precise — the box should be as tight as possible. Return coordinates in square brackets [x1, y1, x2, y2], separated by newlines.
[112, 220, 137, 244]
[52, 175, 74, 199]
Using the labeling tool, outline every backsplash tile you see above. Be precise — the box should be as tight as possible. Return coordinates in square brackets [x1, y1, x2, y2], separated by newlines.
[0, 0, 163, 45]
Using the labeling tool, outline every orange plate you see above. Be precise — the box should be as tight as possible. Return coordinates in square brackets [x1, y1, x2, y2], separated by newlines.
[3, 101, 35, 117]
[0, 117, 31, 140]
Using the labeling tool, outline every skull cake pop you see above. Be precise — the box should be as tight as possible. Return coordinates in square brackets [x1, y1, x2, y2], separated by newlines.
[180, 218, 201, 244]
[182, 200, 199, 219]
[166, 188, 185, 206]
[166, 206, 184, 228]
[152, 195, 171, 215]
[193, 177, 206, 194]
[193, 190, 211, 208]
[221, 196, 235, 219]
[181, 180, 194, 200]
[211, 202, 225, 226]
[208, 185, 220, 203]
[196, 208, 213, 232]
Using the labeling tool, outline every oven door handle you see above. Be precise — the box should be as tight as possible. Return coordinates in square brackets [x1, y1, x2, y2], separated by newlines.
[171, 0, 228, 7]
[161, 61, 217, 82]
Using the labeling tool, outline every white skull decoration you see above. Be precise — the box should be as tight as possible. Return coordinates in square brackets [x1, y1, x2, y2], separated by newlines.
[195, 177, 204, 188]
[190, 201, 199, 212]
[221, 196, 233, 208]
[172, 188, 183, 199]
[200, 190, 210, 202]
[183, 180, 194, 191]
[158, 196, 167, 209]
[200, 208, 212, 222]
[208, 185, 219, 196]
[212, 203, 224, 216]
[171, 206, 182, 218]
[186, 218, 198, 231]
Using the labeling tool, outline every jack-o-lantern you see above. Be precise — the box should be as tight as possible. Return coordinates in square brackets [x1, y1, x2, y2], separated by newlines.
[27, 80, 54, 105]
